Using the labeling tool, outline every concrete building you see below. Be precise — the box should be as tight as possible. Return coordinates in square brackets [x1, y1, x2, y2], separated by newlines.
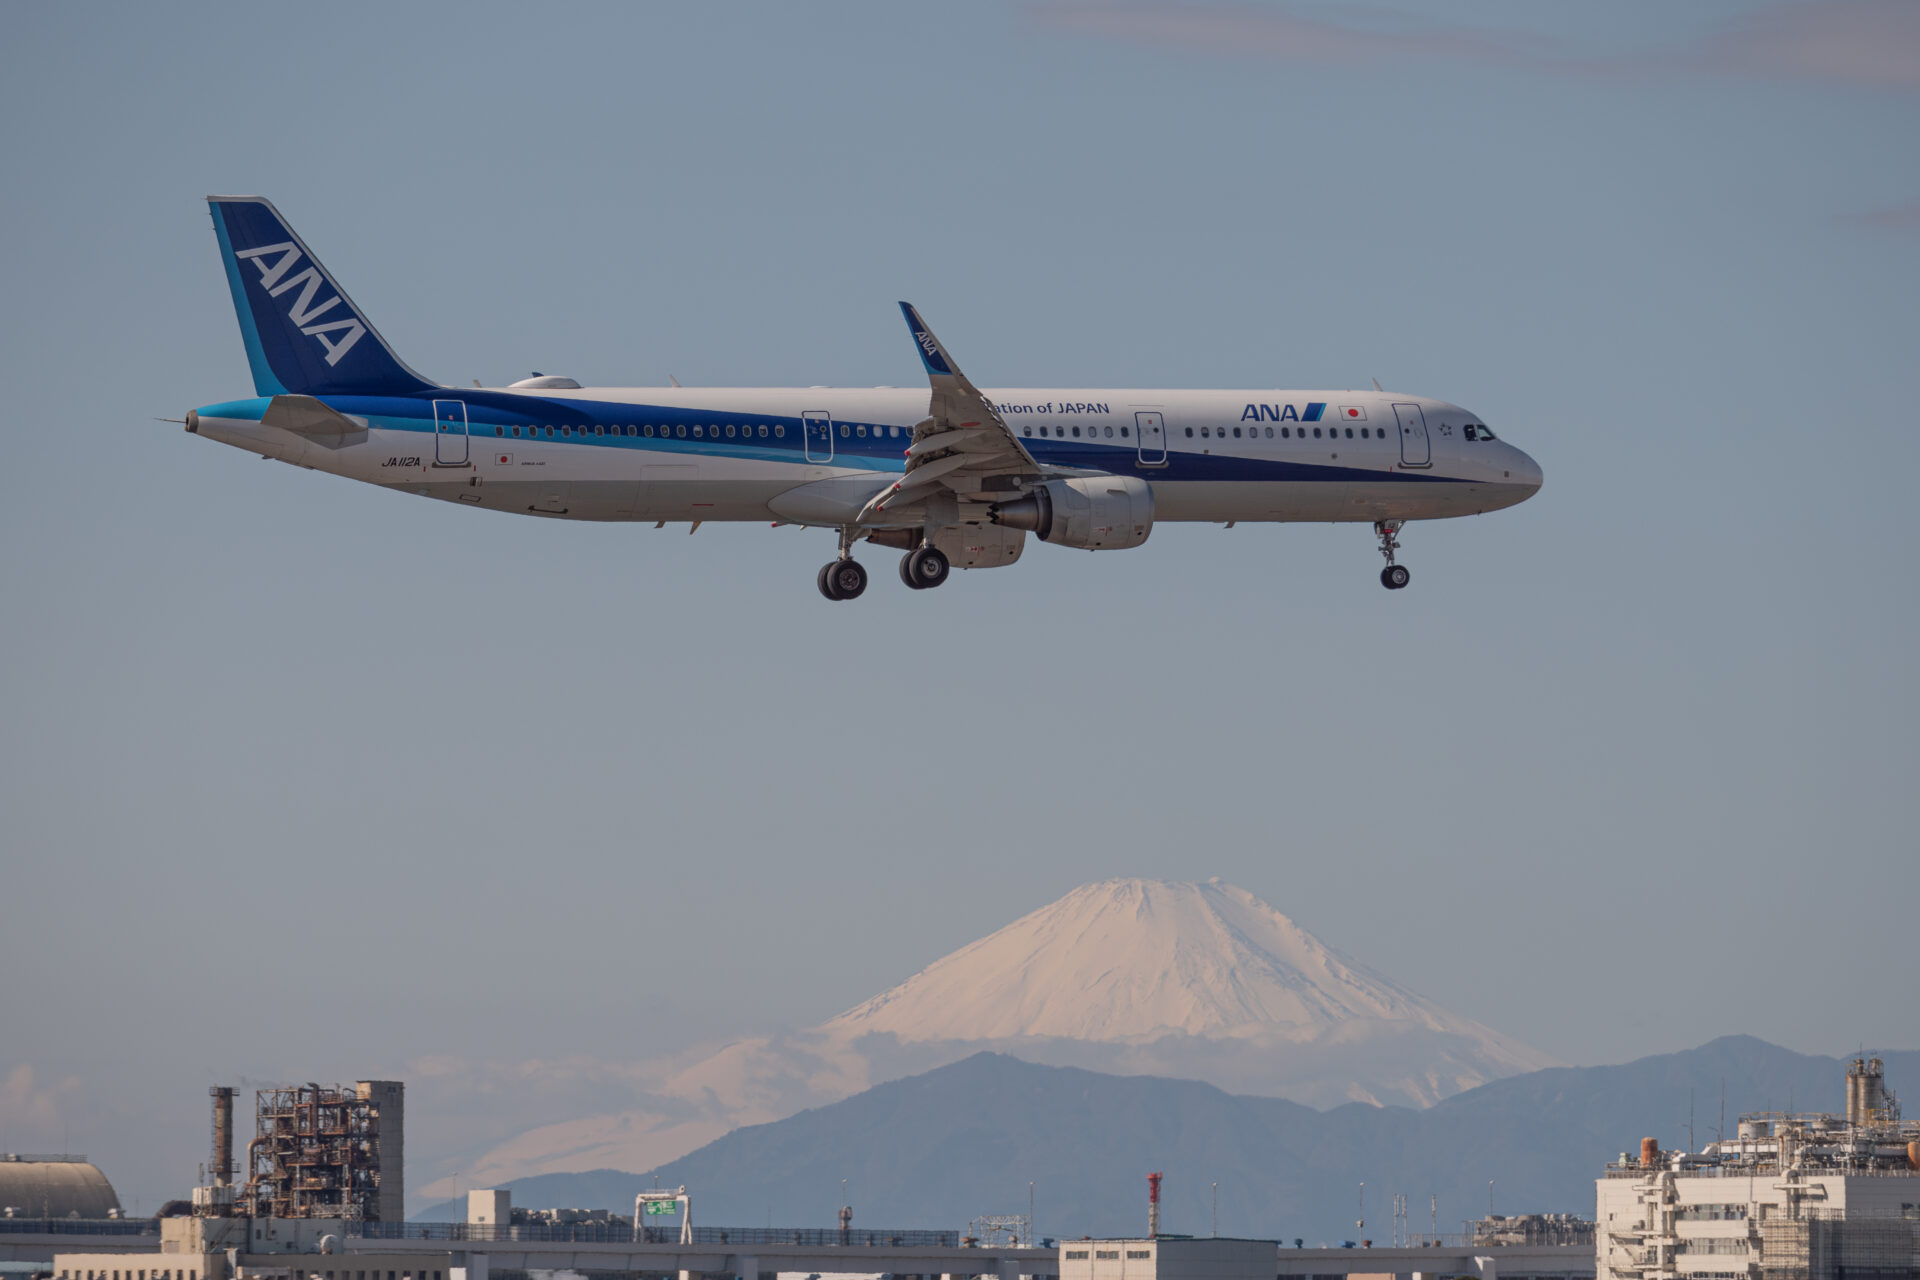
[461, 1194, 507, 1231]
[0, 1158, 121, 1221]
[51, 1217, 448, 1280]
[1059, 1236, 1274, 1280]
[1596, 1057, 1920, 1279]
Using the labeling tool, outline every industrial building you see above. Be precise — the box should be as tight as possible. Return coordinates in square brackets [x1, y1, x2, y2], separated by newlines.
[51, 1217, 449, 1280]
[1596, 1057, 1920, 1279]
[0, 1158, 122, 1221]
[238, 1083, 403, 1224]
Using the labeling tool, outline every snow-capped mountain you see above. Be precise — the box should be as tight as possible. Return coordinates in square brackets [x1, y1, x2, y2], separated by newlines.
[830, 878, 1501, 1043]
[418, 879, 1554, 1201]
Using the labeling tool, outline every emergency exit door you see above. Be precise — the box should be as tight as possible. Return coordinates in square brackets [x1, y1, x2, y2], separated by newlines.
[1393, 403, 1430, 468]
[434, 400, 470, 465]
[1135, 411, 1167, 465]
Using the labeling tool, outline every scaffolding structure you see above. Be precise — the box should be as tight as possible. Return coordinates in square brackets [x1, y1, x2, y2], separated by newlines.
[244, 1083, 395, 1221]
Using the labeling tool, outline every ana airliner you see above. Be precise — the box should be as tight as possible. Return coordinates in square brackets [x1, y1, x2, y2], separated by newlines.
[186, 197, 1542, 599]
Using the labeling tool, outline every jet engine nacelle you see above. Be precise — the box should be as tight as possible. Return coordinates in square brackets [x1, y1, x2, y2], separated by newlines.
[991, 476, 1154, 549]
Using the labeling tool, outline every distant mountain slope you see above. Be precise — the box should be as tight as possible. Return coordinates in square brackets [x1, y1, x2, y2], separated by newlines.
[414, 1038, 1920, 1241]
[428, 880, 1555, 1201]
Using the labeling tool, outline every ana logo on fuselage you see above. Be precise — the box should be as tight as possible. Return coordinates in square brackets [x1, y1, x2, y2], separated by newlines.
[233, 241, 367, 367]
[1241, 402, 1327, 423]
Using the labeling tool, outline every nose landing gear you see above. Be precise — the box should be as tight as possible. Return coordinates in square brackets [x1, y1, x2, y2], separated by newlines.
[1375, 520, 1410, 590]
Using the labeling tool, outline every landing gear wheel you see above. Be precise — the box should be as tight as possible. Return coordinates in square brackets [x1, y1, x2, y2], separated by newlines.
[818, 562, 840, 600]
[904, 545, 950, 590]
[829, 558, 868, 600]
[1381, 564, 1410, 590]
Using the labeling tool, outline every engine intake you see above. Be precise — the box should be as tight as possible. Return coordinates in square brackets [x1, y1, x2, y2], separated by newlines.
[991, 476, 1154, 550]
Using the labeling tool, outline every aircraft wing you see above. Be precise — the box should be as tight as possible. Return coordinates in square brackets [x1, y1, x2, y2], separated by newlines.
[861, 303, 1043, 519]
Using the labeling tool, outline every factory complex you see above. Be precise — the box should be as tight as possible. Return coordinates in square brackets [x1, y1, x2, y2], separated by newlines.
[5, 1060, 1919, 1280]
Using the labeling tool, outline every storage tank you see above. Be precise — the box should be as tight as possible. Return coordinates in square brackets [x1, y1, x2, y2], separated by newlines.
[0, 1156, 122, 1219]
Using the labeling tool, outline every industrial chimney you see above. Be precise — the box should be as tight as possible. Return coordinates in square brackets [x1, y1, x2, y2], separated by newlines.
[1848, 1057, 1888, 1129]
[1147, 1172, 1163, 1238]
[210, 1087, 234, 1187]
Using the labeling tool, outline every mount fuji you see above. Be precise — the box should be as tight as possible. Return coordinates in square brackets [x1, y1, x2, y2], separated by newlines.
[418, 879, 1553, 1203]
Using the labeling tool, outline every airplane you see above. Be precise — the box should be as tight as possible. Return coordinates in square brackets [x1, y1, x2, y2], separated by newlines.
[185, 196, 1542, 600]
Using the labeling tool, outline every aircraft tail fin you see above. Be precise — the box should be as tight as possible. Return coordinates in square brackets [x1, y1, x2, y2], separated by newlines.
[207, 196, 436, 398]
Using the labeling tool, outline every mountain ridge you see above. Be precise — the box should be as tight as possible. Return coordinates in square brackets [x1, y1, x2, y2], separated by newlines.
[414, 1037, 1920, 1238]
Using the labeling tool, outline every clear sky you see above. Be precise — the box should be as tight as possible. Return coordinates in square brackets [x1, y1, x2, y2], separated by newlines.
[2, 0, 1916, 1216]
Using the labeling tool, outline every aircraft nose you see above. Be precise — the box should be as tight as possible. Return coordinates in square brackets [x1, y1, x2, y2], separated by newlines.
[1511, 447, 1543, 494]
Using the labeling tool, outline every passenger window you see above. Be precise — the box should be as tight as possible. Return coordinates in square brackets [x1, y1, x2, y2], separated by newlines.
[544, 426, 553, 437]
[1185, 427, 1194, 437]
[643, 425, 654, 436]
[494, 426, 503, 437]
[1281, 427, 1290, 438]
[676, 425, 686, 437]
[594, 425, 603, 436]
[1345, 427, 1353, 438]
[758, 425, 768, 437]
[1104, 425, 1113, 437]
[1233, 427, 1242, 438]
[774, 424, 785, 437]
[1313, 427, 1322, 438]
[1121, 426, 1129, 437]
[839, 424, 849, 437]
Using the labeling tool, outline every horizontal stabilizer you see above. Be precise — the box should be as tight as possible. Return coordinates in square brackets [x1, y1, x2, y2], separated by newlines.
[260, 394, 369, 449]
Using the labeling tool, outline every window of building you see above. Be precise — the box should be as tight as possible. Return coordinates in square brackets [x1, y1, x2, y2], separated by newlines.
[1127, 1251, 1150, 1260]
[1064, 1252, 1089, 1261]
[1095, 1251, 1119, 1260]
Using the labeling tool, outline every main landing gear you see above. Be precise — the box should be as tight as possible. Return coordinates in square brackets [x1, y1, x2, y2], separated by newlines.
[818, 525, 869, 601]
[1375, 520, 1411, 590]
[818, 528, 951, 600]
[899, 545, 950, 591]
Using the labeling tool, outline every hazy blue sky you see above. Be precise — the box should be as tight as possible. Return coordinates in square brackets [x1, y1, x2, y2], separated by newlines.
[2, 1, 1916, 1215]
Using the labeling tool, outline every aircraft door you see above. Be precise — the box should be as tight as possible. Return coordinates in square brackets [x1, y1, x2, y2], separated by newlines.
[1393, 402, 1430, 468]
[1135, 411, 1167, 464]
[802, 410, 834, 463]
[434, 399, 470, 465]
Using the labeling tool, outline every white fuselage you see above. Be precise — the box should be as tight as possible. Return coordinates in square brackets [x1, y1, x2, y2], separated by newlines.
[189, 385, 1542, 528]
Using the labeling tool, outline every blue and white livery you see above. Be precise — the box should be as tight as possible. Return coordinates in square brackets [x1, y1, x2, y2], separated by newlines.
[187, 196, 1542, 598]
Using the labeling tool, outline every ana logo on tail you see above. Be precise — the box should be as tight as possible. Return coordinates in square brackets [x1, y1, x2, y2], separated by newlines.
[233, 241, 367, 366]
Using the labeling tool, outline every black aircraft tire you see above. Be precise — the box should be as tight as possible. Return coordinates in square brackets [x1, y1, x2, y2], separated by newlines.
[819, 562, 844, 601]
[908, 546, 951, 589]
[1381, 565, 1410, 590]
[829, 558, 868, 600]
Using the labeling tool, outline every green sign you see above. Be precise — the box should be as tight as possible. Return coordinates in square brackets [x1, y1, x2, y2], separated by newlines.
[644, 1201, 678, 1216]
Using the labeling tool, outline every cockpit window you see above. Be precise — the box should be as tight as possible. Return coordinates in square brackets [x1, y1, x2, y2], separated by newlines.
[1464, 423, 1497, 441]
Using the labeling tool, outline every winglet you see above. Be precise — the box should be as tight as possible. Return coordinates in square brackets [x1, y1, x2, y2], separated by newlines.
[898, 301, 956, 377]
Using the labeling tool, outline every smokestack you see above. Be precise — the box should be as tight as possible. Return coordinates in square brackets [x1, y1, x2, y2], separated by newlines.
[210, 1087, 235, 1187]
[1147, 1172, 1163, 1238]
